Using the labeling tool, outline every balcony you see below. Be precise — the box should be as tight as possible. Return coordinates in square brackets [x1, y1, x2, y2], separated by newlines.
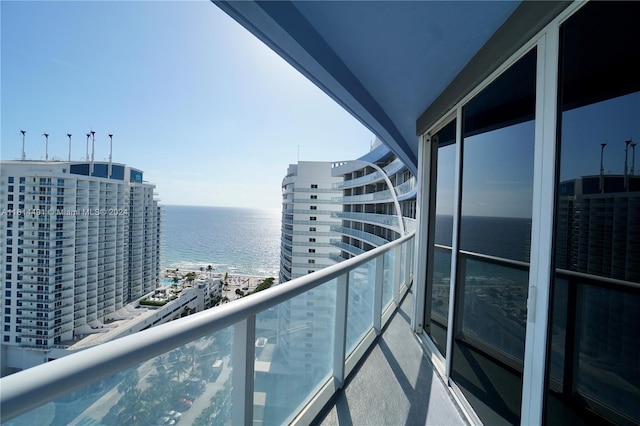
[0, 232, 468, 426]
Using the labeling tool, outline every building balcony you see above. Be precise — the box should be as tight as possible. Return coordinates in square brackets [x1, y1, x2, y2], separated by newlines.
[0, 233, 460, 426]
[332, 211, 400, 229]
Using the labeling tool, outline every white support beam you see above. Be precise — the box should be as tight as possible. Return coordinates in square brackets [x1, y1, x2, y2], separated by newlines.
[232, 315, 256, 426]
[373, 255, 384, 335]
[333, 274, 349, 388]
[520, 24, 559, 425]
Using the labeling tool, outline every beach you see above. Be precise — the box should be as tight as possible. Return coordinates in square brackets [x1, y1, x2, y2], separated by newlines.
[162, 267, 277, 302]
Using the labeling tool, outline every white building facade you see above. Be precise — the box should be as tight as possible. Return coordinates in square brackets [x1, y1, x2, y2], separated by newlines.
[331, 140, 416, 260]
[279, 161, 343, 283]
[0, 161, 161, 374]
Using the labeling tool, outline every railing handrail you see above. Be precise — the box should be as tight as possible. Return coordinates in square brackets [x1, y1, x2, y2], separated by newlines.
[0, 231, 415, 422]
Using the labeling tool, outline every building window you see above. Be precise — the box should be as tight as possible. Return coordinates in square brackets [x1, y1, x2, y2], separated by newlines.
[308, 249, 315, 253]
[309, 227, 316, 232]
[309, 238, 316, 243]
[310, 195, 318, 200]
[309, 217, 317, 221]
[546, 3, 640, 424]
[310, 206, 317, 210]
[311, 184, 318, 189]
[308, 259, 315, 264]
[308, 270, 315, 274]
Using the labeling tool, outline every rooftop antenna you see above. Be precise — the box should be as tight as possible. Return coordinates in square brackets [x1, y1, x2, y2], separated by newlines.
[67, 133, 72, 162]
[20, 130, 26, 160]
[625, 139, 632, 189]
[43, 132, 49, 161]
[90, 130, 96, 176]
[108, 133, 113, 178]
[631, 141, 637, 176]
[600, 142, 607, 193]
[86, 132, 91, 161]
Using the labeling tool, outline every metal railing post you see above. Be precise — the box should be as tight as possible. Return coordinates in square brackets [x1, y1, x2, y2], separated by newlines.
[232, 314, 256, 426]
[373, 255, 384, 335]
[394, 245, 402, 305]
[333, 273, 349, 387]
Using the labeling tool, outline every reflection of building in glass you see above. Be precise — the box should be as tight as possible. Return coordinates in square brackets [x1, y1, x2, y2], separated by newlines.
[556, 174, 640, 281]
[0, 161, 161, 374]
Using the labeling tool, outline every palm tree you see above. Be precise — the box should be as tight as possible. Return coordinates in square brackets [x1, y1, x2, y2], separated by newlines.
[118, 369, 139, 395]
[207, 264, 213, 280]
[168, 349, 190, 382]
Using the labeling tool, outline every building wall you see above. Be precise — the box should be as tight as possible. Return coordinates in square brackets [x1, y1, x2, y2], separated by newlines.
[331, 140, 416, 261]
[279, 161, 343, 283]
[0, 161, 161, 375]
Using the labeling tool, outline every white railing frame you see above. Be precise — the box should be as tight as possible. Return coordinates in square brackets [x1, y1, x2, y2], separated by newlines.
[1, 232, 415, 424]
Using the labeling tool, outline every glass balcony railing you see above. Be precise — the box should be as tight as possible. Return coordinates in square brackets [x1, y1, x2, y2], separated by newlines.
[1, 232, 415, 426]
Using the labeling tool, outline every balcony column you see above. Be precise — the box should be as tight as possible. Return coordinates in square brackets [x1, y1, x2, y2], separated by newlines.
[232, 315, 256, 426]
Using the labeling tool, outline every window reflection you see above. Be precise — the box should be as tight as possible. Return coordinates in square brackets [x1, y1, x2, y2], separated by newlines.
[451, 48, 536, 426]
[548, 2, 640, 425]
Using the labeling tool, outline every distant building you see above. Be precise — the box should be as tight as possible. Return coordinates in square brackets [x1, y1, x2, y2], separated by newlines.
[0, 160, 161, 374]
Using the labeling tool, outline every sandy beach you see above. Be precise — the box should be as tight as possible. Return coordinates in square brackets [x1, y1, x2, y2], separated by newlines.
[162, 268, 277, 302]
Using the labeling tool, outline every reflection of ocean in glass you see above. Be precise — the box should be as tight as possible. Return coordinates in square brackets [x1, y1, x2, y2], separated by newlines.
[461, 258, 528, 360]
[435, 215, 532, 263]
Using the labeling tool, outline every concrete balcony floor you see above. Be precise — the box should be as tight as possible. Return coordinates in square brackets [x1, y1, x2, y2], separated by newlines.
[316, 291, 468, 425]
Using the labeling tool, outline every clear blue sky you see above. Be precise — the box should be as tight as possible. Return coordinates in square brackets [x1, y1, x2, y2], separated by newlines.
[1, 0, 374, 209]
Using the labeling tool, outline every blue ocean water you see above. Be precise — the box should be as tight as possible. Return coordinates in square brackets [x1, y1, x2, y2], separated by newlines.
[161, 205, 281, 277]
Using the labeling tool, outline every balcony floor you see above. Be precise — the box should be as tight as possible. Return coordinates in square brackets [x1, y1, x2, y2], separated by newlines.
[316, 290, 468, 425]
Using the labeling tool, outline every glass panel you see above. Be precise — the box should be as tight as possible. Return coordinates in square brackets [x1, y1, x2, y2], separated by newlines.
[382, 248, 395, 309]
[399, 244, 407, 286]
[346, 260, 375, 356]
[452, 47, 536, 426]
[460, 256, 528, 360]
[547, 2, 640, 425]
[254, 279, 336, 425]
[9, 327, 234, 426]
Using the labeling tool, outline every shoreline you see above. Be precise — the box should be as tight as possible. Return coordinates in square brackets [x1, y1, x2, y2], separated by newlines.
[161, 267, 278, 302]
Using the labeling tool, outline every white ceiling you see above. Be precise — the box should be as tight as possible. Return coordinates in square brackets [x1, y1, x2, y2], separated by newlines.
[214, 1, 522, 173]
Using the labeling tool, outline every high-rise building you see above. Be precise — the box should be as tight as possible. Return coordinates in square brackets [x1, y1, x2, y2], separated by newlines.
[0, 160, 161, 374]
[279, 161, 343, 283]
[266, 143, 417, 425]
[331, 140, 416, 260]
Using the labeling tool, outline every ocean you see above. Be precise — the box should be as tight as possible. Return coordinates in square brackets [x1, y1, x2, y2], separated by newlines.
[160, 205, 281, 278]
